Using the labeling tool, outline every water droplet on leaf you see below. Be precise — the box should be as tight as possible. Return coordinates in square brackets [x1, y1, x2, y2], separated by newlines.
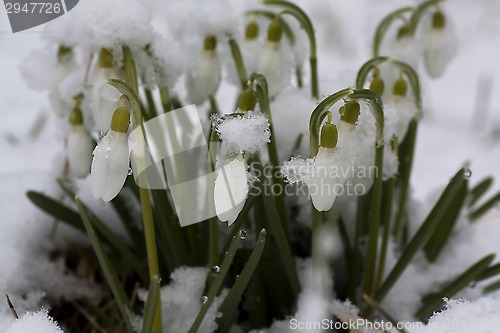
[201, 296, 208, 304]
[464, 169, 472, 178]
[127, 167, 133, 176]
[216, 312, 223, 318]
[239, 230, 247, 240]
[211, 265, 220, 276]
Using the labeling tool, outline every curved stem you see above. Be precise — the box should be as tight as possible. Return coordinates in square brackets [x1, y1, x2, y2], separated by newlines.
[372, 6, 414, 57]
[262, 0, 318, 98]
[228, 37, 248, 89]
[409, 0, 444, 35]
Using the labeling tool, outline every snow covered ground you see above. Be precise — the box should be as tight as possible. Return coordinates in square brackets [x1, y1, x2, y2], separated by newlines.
[2, 0, 500, 331]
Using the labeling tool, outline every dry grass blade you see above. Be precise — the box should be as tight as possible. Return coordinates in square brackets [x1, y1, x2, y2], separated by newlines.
[6, 294, 19, 319]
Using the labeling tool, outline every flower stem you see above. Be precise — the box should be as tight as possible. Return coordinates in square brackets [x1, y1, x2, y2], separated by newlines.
[372, 6, 414, 57]
[376, 138, 398, 289]
[121, 46, 163, 333]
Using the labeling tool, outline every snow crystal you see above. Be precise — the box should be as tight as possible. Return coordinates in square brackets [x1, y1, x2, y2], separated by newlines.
[413, 296, 500, 333]
[213, 111, 271, 154]
[0, 309, 62, 333]
[43, 0, 154, 54]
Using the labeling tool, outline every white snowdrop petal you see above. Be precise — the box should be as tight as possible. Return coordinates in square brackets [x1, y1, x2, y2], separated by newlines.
[67, 126, 94, 178]
[214, 155, 249, 225]
[423, 30, 448, 78]
[187, 50, 222, 105]
[91, 131, 129, 201]
[257, 42, 291, 97]
[91, 68, 122, 131]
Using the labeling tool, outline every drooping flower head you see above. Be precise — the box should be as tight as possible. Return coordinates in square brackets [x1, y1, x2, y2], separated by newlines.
[90, 48, 123, 132]
[213, 88, 260, 225]
[257, 18, 292, 98]
[186, 35, 222, 105]
[91, 105, 131, 202]
[67, 105, 93, 178]
[422, 10, 456, 78]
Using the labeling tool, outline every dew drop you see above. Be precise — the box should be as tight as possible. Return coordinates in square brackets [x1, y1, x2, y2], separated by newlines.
[211, 265, 220, 276]
[201, 296, 208, 304]
[239, 230, 247, 240]
[235, 274, 240, 281]
[464, 168, 472, 178]
[216, 312, 223, 318]
[127, 167, 133, 176]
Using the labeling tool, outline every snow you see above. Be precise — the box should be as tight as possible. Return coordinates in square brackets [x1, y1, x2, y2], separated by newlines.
[1, 309, 63, 333]
[213, 111, 271, 154]
[138, 267, 226, 333]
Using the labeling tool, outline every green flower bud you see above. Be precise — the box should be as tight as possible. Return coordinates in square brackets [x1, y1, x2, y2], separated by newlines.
[370, 77, 385, 96]
[204, 35, 217, 51]
[57, 45, 72, 64]
[245, 21, 259, 40]
[320, 123, 338, 149]
[110, 107, 130, 133]
[397, 25, 411, 40]
[69, 107, 83, 126]
[238, 88, 257, 111]
[340, 100, 361, 125]
[98, 48, 114, 68]
[393, 78, 408, 97]
[267, 19, 283, 43]
[432, 10, 446, 29]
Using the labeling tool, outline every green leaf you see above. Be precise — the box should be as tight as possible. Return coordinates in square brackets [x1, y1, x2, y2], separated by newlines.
[142, 275, 161, 333]
[469, 191, 500, 221]
[76, 197, 135, 333]
[424, 179, 468, 262]
[56, 181, 148, 285]
[476, 263, 500, 282]
[216, 229, 267, 332]
[374, 167, 468, 304]
[468, 177, 493, 207]
[415, 254, 495, 320]
[27, 191, 85, 232]
[188, 228, 243, 333]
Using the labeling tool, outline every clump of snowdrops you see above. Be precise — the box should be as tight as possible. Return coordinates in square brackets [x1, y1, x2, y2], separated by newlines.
[22, 0, 500, 332]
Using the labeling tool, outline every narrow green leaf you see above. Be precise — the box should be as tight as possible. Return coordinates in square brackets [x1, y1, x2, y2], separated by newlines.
[56, 181, 148, 285]
[188, 229, 242, 333]
[468, 177, 493, 207]
[228, 38, 248, 89]
[483, 279, 500, 294]
[415, 254, 495, 320]
[374, 167, 468, 303]
[76, 197, 135, 333]
[424, 179, 468, 262]
[476, 263, 500, 282]
[216, 229, 267, 332]
[27, 191, 85, 232]
[142, 275, 161, 333]
[254, 160, 301, 296]
[469, 192, 500, 221]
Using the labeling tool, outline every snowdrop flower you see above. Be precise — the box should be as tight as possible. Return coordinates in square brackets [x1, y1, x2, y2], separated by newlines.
[186, 36, 222, 105]
[310, 120, 344, 211]
[394, 26, 420, 70]
[336, 100, 360, 147]
[213, 88, 257, 225]
[67, 106, 93, 178]
[90, 48, 122, 132]
[241, 20, 261, 74]
[422, 10, 456, 78]
[91, 106, 130, 202]
[391, 77, 417, 140]
[257, 19, 291, 98]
